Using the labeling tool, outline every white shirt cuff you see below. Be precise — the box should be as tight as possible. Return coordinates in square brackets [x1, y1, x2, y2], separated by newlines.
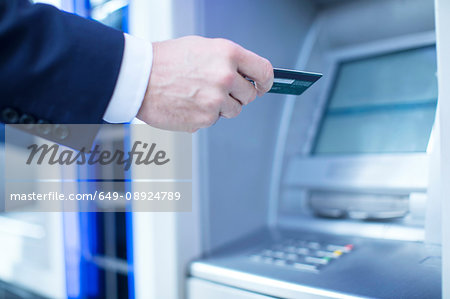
[103, 33, 153, 123]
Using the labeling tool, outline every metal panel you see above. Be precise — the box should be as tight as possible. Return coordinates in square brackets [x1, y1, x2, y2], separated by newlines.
[435, 0, 450, 297]
[128, 2, 201, 298]
[190, 229, 441, 299]
[285, 154, 429, 193]
[187, 278, 277, 299]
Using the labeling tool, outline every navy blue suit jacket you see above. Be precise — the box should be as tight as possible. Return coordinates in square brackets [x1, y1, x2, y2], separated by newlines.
[0, 0, 125, 147]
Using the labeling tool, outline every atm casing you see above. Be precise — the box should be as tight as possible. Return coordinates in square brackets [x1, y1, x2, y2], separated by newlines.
[187, 0, 442, 298]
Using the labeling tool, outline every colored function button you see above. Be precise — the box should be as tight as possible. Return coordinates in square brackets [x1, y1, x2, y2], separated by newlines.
[333, 250, 343, 257]
[327, 244, 349, 252]
[249, 240, 353, 273]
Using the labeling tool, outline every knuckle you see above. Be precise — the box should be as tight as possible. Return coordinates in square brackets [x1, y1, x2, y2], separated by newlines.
[205, 97, 220, 110]
[198, 112, 217, 127]
[218, 39, 238, 60]
[220, 113, 231, 119]
[262, 59, 274, 83]
[232, 110, 241, 118]
[247, 87, 257, 104]
[204, 113, 218, 126]
[212, 96, 226, 108]
[229, 103, 242, 118]
[204, 100, 215, 111]
[235, 104, 243, 116]
[189, 127, 199, 133]
[217, 71, 235, 88]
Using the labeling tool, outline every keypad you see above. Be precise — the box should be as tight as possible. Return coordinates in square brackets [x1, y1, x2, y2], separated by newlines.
[249, 239, 354, 273]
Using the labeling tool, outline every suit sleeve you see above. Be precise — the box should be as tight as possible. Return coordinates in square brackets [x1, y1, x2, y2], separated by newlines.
[0, 0, 124, 125]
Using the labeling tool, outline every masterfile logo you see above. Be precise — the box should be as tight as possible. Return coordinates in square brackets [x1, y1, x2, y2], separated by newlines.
[3, 124, 192, 212]
[26, 141, 170, 171]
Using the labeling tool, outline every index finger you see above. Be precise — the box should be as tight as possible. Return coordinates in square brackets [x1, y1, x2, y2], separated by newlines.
[236, 47, 274, 96]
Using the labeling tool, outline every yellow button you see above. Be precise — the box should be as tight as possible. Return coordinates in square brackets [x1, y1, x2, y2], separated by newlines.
[333, 250, 343, 257]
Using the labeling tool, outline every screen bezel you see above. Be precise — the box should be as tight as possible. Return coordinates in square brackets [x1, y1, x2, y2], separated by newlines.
[285, 31, 436, 194]
[311, 42, 437, 156]
[304, 31, 437, 156]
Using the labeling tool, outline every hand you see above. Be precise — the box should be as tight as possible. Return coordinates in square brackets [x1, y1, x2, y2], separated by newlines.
[136, 36, 274, 132]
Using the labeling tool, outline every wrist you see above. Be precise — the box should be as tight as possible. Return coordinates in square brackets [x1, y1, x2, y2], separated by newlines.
[104, 34, 153, 123]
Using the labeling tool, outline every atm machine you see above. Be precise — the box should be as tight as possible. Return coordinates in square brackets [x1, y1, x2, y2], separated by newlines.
[183, 0, 444, 298]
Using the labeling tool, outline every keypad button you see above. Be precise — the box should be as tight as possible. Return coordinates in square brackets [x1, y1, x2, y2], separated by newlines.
[307, 242, 321, 249]
[273, 251, 285, 258]
[249, 239, 353, 273]
[273, 259, 286, 266]
[293, 262, 318, 272]
[296, 247, 309, 255]
[305, 256, 329, 265]
[333, 250, 343, 257]
[285, 246, 296, 253]
[286, 253, 298, 261]
[262, 257, 274, 264]
[316, 250, 335, 258]
[250, 255, 262, 262]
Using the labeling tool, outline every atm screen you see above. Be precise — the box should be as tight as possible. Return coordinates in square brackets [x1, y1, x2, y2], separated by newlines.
[313, 46, 438, 155]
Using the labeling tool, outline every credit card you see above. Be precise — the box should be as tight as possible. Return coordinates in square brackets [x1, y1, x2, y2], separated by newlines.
[269, 68, 322, 95]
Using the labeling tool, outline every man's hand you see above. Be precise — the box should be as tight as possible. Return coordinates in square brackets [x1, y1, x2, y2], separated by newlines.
[136, 36, 274, 132]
